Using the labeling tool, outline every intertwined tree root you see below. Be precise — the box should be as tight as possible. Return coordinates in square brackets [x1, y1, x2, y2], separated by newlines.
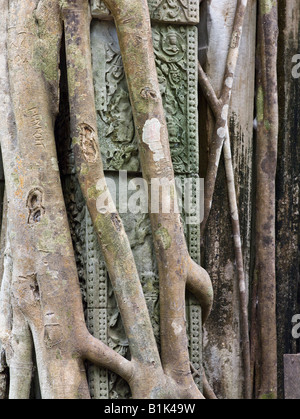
[0, 0, 213, 399]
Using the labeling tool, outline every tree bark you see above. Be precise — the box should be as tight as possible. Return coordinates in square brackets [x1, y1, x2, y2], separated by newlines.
[2, 0, 92, 399]
[199, 0, 256, 399]
[251, 0, 278, 399]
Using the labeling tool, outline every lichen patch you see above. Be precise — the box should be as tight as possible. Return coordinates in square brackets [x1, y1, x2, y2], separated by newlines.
[142, 118, 164, 162]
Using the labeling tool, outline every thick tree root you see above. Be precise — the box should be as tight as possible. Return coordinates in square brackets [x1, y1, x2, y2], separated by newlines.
[2, 0, 90, 399]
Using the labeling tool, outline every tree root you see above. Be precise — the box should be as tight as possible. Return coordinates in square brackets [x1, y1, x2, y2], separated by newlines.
[190, 362, 218, 400]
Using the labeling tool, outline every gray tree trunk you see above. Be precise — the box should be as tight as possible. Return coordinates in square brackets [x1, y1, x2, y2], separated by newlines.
[199, 0, 256, 399]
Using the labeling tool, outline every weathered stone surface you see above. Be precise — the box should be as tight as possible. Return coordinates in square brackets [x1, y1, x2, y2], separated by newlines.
[90, 20, 198, 174]
[91, 0, 200, 24]
[284, 355, 300, 399]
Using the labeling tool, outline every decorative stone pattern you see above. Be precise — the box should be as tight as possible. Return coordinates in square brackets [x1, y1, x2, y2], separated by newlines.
[90, 0, 200, 24]
[175, 174, 202, 389]
[188, 303, 202, 389]
[85, 213, 109, 398]
[91, 21, 198, 174]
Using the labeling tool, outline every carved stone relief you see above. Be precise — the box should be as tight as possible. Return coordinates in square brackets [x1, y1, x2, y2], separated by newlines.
[90, 0, 200, 24]
[91, 20, 198, 174]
